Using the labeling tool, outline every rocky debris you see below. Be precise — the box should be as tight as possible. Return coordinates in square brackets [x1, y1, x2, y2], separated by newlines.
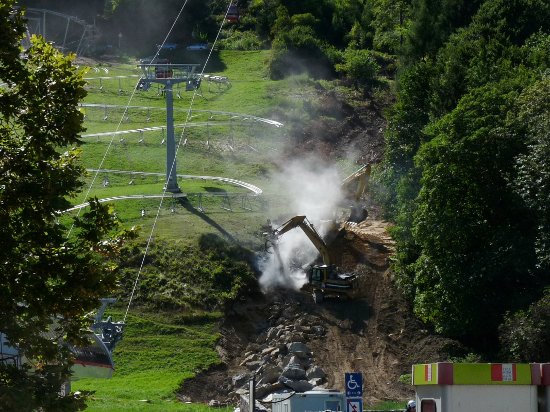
[281, 361, 307, 380]
[233, 374, 249, 388]
[306, 365, 326, 380]
[225, 306, 329, 403]
[178, 219, 461, 407]
[208, 399, 229, 408]
[278, 377, 313, 392]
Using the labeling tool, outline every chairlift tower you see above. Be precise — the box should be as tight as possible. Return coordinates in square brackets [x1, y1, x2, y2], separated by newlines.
[138, 63, 201, 193]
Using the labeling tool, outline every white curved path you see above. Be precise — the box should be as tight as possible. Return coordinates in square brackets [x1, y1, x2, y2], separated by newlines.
[64, 169, 262, 212]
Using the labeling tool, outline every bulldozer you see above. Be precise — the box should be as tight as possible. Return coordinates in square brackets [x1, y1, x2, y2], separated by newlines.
[266, 215, 357, 303]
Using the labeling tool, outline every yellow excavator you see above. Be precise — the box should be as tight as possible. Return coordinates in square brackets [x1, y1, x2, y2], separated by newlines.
[341, 163, 371, 223]
[267, 215, 357, 303]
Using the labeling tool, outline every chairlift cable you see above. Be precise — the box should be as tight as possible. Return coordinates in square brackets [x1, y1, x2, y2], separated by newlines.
[67, 0, 191, 239]
[123, 0, 234, 322]
[61, 0, 193, 344]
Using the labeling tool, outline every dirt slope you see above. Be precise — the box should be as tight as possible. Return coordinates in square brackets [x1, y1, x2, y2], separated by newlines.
[179, 220, 462, 406]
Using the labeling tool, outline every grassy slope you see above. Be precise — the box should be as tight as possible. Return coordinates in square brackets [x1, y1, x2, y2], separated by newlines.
[72, 50, 279, 410]
[73, 313, 228, 412]
[74, 50, 284, 247]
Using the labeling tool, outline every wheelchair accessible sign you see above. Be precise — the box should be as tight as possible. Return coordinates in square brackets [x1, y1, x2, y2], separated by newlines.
[345, 372, 363, 397]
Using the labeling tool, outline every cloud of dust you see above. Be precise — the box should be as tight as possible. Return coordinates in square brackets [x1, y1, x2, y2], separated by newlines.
[258, 156, 344, 292]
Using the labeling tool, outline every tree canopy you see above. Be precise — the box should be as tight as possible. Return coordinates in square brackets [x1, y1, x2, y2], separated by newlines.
[380, 0, 550, 352]
[0, 2, 135, 410]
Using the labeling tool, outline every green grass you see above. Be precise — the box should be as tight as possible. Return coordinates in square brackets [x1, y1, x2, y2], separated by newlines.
[71, 50, 285, 409]
[367, 400, 409, 410]
[75, 50, 287, 245]
[82, 51, 273, 115]
[72, 312, 229, 411]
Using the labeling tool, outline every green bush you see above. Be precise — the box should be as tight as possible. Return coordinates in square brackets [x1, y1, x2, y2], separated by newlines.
[335, 48, 380, 89]
[398, 373, 411, 384]
[218, 30, 265, 51]
[268, 25, 334, 79]
[499, 289, 550, 361]
[118, 237, 259, 311]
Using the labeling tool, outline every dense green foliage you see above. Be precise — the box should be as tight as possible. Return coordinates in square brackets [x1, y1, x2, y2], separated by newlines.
[0, 2, 135, 410]
[499, 288, 550, 362]
[118, 236, 259, 311]
[19, 0, 407, 82]
[380, 0, 550, 353]
[335, 48, 380, 89]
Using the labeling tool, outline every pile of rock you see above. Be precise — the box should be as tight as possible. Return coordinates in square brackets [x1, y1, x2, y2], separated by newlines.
[231, 315, 328, 401]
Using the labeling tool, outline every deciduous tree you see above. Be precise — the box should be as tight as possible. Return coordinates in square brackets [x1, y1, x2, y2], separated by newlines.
[0, 3, 135, 410]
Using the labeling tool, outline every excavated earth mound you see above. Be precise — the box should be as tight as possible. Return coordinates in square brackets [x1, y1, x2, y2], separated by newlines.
[179, 220, 463, 407]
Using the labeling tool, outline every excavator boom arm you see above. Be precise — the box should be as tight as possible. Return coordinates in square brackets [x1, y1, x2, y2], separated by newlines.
[272, 215, 331, 265]
[341, 163, 371, 201]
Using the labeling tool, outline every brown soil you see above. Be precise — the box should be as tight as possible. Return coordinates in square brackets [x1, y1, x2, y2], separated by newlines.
[179, 85, 462, 407]
[179, 220, 462, 406]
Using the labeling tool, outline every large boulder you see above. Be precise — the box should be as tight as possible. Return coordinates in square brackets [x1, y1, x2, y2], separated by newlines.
[280, 353, 312, 369]
[306, 365, 326, 380]
[240, 353, 258, 367]
[281, 363, 307, 380]
[255, 382, 285, 399]
[279, 377, 314, 392]
[257, 365, 282, 385]
[309, 377, 325, 387]
[290, 354, 311, 368]
[287, 342, 311, 358]
[232, 373, 250, 389]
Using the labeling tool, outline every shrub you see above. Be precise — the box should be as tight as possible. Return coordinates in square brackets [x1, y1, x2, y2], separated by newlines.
[499, 289, 550, 361]
[218, 30, 265, 51]
[335, 48, 380, 89]
[268, 25, 334, 79]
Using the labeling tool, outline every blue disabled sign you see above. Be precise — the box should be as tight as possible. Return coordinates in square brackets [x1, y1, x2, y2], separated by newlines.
[345, 372, 363, 397]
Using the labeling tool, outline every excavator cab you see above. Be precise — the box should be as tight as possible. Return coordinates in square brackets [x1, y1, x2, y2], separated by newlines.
[308, 264, 356, 303]
[310, 265, 337, 283]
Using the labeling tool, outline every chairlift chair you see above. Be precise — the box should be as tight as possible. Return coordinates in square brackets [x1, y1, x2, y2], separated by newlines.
[227, 4, 239, 24]
[0, 298, 124, 380]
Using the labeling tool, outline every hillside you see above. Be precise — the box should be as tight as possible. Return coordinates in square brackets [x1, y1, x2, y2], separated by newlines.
[4, 1, 549, 411]
[180, 219, 461, 406]
[72, 50, 462, 409]
[175, 81, 461, 406]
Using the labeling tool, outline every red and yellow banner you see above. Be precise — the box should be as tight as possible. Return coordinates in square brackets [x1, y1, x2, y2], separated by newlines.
[413, 363, 536, 386]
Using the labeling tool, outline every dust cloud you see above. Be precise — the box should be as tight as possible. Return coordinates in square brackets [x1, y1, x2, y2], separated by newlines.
[258, 157, 345, 292]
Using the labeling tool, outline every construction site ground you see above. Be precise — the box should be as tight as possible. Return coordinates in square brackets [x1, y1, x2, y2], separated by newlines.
[179, 219, 463, 406]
